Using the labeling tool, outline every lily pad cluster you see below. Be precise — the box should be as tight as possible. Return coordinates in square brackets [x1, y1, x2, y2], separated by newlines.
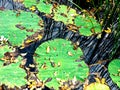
[0, 0, 119, 89]
[24, 0, 102, 36]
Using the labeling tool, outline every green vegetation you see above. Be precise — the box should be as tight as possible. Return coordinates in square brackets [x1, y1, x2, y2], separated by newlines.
[0, 62, 27, 88]
[24, 0, 102, 36]
[0, 10, 42, 45]
[24, 0, 53, 14]
[0, 10, 42, 88]
[0, 0, 120, 89]
[0, 45, 26, 87]
[75, 15, 101, 36]
[109, 59, 120, 87]
[35, 39, 88, 89]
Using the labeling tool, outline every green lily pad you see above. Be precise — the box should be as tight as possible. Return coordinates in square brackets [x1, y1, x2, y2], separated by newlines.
[37, 1, 53, 14]
[53, 5, 77, 24]
[0, 62, 27, 88]
[35, 39, 89, 89]
[75, 15, 101, 36]
[23, 0, 102, 37]
[0, 10, 42, 45]
[108, 59, 120, 87]
[24, 0, 53, 14]
[0, 45, 26, 88]
[0, 46, 11, 59]
[23, 0, 37, 7]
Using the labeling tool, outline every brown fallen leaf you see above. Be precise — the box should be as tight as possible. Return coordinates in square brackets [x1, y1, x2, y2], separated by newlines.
[26, 29, 34, 32]
[44, 78, 52, 83]
[50, 60, 56, 67]
[41, 63, 47, 69]
[15, 24, 26, 30]
[13, 0, 24, 3]
[0, 7, 5, 11]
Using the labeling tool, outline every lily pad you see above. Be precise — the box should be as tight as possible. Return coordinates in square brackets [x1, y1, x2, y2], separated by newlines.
[74, 15, 101, 36]
[0, 10, 42, 45]
[108, 59, 120, 87]
[53, 5, 78, 24]
[0, 62, 27, 88]
[35, 39, 89, 89]
[24, 0, 53, 14]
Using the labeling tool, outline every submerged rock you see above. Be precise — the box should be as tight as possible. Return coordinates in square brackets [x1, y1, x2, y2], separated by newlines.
[0, 0, 25, 10]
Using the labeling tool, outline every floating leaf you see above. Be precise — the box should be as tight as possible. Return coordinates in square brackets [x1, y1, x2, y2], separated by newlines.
[0, 62, 27, 88]
[108, 59, 120, 87]
[0, 10, 42, 45]
[84, 83, 110, 90]
[35, 39, 89, 89]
